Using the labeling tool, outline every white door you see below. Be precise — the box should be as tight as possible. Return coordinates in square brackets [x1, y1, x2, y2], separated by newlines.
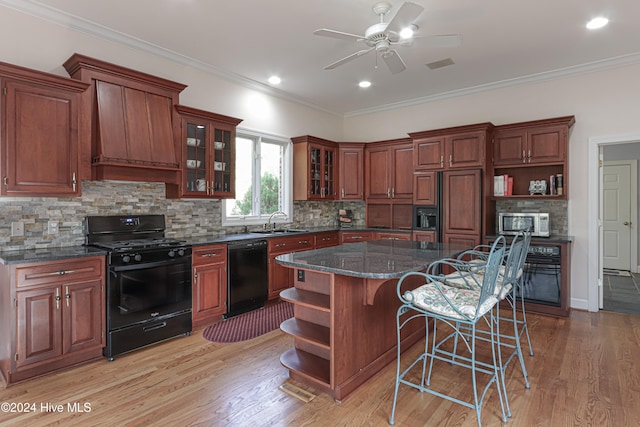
[603, 162, 632, 271]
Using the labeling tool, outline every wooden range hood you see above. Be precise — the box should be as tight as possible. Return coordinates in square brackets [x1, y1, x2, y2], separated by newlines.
[63, 53, 187, 184]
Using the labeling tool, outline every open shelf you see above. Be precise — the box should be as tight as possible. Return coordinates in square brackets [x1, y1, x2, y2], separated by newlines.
[280, 348, 330, 387]
[280, 318, 330, 350]
[280, 288, 330, 312]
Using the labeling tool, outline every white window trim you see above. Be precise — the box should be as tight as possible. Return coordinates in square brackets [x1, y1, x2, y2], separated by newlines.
[222, 128, 293, 227]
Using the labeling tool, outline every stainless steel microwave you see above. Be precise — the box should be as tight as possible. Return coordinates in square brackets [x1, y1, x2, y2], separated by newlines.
[498, 212, 550, 237]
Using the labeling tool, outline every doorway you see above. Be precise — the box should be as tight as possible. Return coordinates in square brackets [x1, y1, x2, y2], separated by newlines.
[589, 141, 639, 314]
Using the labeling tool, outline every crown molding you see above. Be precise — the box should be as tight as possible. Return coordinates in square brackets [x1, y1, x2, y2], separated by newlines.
[3, 0, 639, 120]
[0, 0, 341, 118]
[344, 52, 640, 117]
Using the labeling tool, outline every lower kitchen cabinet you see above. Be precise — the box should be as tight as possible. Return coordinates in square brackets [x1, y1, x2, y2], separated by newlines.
[339, 231, 372, 244]
[268, 235, 314, 300]
[412, 231, 437, 242]
[0, 256, 105, 386]
[314, 231, 340, 249]
[192, 245, 227, 328]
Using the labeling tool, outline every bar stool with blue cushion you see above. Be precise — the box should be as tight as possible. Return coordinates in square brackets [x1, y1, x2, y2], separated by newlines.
[389, 236, 508, 427]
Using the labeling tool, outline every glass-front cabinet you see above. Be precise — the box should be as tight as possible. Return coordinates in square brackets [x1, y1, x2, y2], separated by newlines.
[168, 105, 242, 199]
[292, 135, 337, 200]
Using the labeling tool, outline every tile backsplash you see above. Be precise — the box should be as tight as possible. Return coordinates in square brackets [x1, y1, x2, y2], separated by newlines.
[0, 181, 366, 251]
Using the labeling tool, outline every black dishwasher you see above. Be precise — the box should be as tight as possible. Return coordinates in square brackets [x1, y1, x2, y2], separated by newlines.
[226, 239, 269, 318]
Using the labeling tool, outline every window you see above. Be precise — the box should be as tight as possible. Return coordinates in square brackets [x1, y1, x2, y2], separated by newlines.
[222, 130, 292, 226]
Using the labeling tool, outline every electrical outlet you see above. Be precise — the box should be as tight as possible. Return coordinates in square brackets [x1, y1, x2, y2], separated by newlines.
[297, 270, 305, 282]
[11, 222, 24, 237]
[48, 221, 59, 235]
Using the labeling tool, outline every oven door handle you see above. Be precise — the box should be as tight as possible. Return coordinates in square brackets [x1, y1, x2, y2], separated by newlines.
[110, 259, 188, 272]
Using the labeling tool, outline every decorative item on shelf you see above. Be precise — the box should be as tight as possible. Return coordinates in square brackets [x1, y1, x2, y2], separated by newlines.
[186, 159, 201, 168]
[550, 175, 556, 195]
[338, 209, 353, 228]
[556, 173, 564, 196]
[214, 141, 225, 149]
[196, 178, 206, 191]
[214, 161, 226, 171]
[529, 179, 548, 195]
[187, 138, 201, 147]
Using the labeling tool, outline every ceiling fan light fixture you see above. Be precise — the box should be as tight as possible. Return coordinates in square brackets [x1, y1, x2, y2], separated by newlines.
[399, 24, 417, 39]
[586, 17, 608, 29]
[359, 80, 372, 88]
[268, 75, 281, 85]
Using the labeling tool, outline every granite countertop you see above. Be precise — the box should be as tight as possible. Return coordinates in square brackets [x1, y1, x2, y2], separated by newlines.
[0, 227, 411, 265]
[275, 240, 471, 279]
[0, 246, 108, 265]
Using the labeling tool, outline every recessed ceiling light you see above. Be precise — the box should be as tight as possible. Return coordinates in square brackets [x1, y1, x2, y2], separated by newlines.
[586, 17, 608, 29]
[268, 76, 281, 85]
[359, 80, 371, 88]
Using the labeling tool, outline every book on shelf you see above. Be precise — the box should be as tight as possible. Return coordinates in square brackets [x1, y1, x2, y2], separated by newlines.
[494, 174, 513, 196]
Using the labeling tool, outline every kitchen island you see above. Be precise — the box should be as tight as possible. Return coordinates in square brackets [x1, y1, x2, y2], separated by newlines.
[275, 240, 469, 401]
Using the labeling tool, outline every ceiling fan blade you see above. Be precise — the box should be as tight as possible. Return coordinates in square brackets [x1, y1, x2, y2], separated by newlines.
[382, 50, 406, 74]
[418, 34, 463, 48]
[324, 48, 374, 70]
[314, 28, 364, 42]
[386, 2, 424, 34]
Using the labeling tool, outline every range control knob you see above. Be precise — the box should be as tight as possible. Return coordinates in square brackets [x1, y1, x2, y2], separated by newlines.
[168, 250, 175, 258]
[177, 249, 185, 257]
[134, 254, 142, 262]
[122, 255, 131, 263]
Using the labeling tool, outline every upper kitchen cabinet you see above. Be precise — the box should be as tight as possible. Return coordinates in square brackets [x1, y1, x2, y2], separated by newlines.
[63, 53, 187, 184]
[338, 143, 365, 200]
[292, 135, 337, 200]
[409, 123, 493, 171]
[365, 138, 413, 201]
[490, 116, 574, 199]
[0, 61, 89, 197]
[166, 105, 242, 199]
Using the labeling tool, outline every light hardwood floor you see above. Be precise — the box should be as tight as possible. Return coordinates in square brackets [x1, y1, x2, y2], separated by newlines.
[1, 309, 639, 426]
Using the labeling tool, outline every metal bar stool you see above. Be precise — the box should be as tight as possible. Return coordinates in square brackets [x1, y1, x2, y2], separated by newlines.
[390, 236, 507, 427]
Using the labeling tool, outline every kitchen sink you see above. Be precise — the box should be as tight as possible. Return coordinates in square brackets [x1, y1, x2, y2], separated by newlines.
[253, 229, 308, 234]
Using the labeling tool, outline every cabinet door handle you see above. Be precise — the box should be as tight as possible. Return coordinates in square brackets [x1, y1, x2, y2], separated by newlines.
[528, 149, 531, 163]
[72, 172, 77, 192]
[522, 150, 526, 163]
[387, 188, 391, 198]
[440, 155, 444, 168]
[341, 188, 345, 198]
[65, 286, 70, 307]
[449, 154, 452, 167]
[392, 187, 395, 198]
[194, 272, 198, 280]
[55, 288, 61, 310]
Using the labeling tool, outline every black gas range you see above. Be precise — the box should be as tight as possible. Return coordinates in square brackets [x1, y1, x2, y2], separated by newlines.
[85, 215, 192, 361]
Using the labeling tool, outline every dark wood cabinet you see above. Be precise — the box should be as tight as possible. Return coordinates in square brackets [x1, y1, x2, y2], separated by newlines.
[411, 124, 492, 171]
[192, 245, 228, 328]
[490, 116, 574, 204]
[292, 135, 337, 200]
[339, 231, 372, 244]
[63, 53, 186, 184]
[0, 256, 105, 385]
[366, 201, 413, 229]
[338, 143, 365, 200]
[167, 105, 242, 199]
[314, 231, 340, 248]
[442, 169, 482, 246]
[412, 231, 437, 242]
[0, 62, 89, 197]
[268, 235, 314, 299]
[365, 139, 413, 200]
[413, 171, 438, 205]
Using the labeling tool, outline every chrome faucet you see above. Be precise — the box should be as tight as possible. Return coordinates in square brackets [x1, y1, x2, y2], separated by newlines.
[266, 211, 287, 230]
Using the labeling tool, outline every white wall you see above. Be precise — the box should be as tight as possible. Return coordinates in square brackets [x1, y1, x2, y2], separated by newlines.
[344, 64, 640, 309]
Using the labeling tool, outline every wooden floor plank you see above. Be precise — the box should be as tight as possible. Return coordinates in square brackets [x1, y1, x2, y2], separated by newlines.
[1, 310, 640, 426]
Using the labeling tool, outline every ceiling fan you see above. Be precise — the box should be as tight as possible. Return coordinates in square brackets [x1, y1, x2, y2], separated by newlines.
[314, 1, 462, 74]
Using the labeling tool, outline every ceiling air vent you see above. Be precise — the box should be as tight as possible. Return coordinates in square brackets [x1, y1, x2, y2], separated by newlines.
[425, 58, 455, 70]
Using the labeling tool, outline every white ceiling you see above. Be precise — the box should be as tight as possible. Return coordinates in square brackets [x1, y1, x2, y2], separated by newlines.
[13, 0, 640, 116]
